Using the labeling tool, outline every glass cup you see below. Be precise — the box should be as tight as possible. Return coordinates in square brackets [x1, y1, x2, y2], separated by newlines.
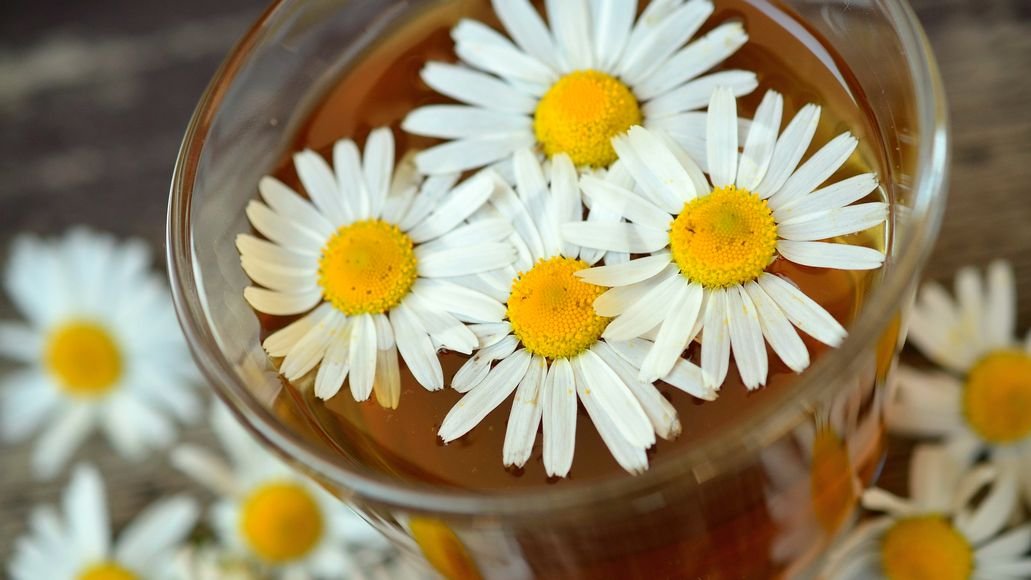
[167, 0, 948, 576]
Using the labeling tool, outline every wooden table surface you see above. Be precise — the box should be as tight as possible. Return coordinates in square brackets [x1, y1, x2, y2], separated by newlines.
[1, 0, 1029, 564]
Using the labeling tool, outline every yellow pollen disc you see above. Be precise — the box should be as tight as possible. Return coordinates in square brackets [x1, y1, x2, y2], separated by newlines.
[77, 562, 139, 580]
[669, 185, 778, 289]
[507, 257, 609, 360]
[240, 481, 324, 563]
[318, 219, 417, 315]
[45, 322, 122, 397]
[963, 350, 1031, 444]
[809, 428, 858, 534]
[533, 70, 641, 168]
[881, 516, 972, 580]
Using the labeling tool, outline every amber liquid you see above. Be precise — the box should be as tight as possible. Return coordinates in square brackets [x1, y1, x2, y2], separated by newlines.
[261, 0, 892, 576]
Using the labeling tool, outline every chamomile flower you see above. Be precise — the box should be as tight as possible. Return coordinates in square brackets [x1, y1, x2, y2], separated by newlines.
[239, 127, 512, 407]
[403, 0, 755, 174]
[7, 464, 199, 580]
[172, 404, 393, 579]
[438, 150, 715, 478]
[564, 88, 888, 390]
[824, 445, 1031, 580]
[0, 229, 202, 478]
[887, 261, 1031, 503]
[761, 381, 882, 577]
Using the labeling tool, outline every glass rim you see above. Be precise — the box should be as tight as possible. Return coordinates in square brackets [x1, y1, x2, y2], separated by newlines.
[167, 0, 949, 519]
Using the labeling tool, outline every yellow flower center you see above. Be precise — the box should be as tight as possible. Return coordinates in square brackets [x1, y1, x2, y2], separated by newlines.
[963, 350, 1031, 444]
[45, 322, 122, 397]
[78, 562, 138, 580]
[809, 428, 857, 534]
[533, 70, 642, 168]
[507, 257, 609, 359]
[239, 481, 324, 563]
[669, 185, 778, 289]
[318, 219, 417, 315]
[881, 516, 972, 580]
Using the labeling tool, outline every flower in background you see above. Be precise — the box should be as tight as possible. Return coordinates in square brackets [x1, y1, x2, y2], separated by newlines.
[0, 229, 202, 478]
[565, 88, 887, 391]
[240, 128, 512, 407]
[403, 0, 755, 175]
[824, 445, 1031, 579]
[887, 261, 1031, 504]
[7, 463, 198, 580]
[172, 544, 262, 580]
[438, 151, 715, 478]
[172, 403, 395, 578]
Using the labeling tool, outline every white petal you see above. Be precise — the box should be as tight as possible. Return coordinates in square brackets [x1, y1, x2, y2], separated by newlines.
[977, 525, 1031, 560]
[400, 172, 461, 231]
[759, 273, 846, 346]
[561, 222, 668, 254]
[280, 311, 344, 380]
[295, 149, 353, 225]
[373, 343, 402, 409]
[390, 303, 444, 390]
[744, 281, 809, 373]
[406, 296, 478, 354]
[417, 243, 516, 278]
[755, 104, 820, 197]
[700, 289, 731, 389]
[236, 233, 318, 270]
[772, 173, 879, 222]
[579, 174, 671, 232]
[0, 322, 42, 363]
[453, 21, 556, 86]
[542, 358, 577, 477]
[362, 127, 394, 219]
[621, 126, 700, 211]
[452, 335, 519, 393]
[593, 0, 635, 71]
[618, 0, 713, 85]
[418, 62, 538, 114]
[641, 70, 758, 119]
[635, 21, 748, 101]
[768, 132, 858, 209]
[777, 240, 885, 270]
[503, 355, 547, 467]
[314, 328, 350, 400]
[244, 286, 321, 317]
[262, 303, 334, 357]
[408, 171, 497, 243]
[345, 314, 377, 401]
[240, 257, 317, 294]
[726, 286, 769, 389]
[413, 279, 507, 323]
[416, 218, 514, 256]
[469, 322, 513, 349]
[490, 175, 546, 260]
[245, 200, 325, 252]
[603, 272, 684, 340]
[0, 372, 59, 441]
[608, 338, 716, 400]
[984, 260, 1016, 349]
[593, 264, 678, 317]
[638, 281, 703, 382]
[415, 133, 534, 176]
[492, 0, 561, 71]
[592, 342, 681, 439]
[439, 349, 531, 441]
[575, 253, 671, 287]
[64, 463, 110, 559]
[170, 445, 237, 496]
[258, 176, 335, 237]
[333, 138, 371, 220]
[403, 105, 531, 139]
[545, 0, 593, 70]
[706, 86, 738, 187]
[116, 495, 199, 569]
[958, 465, 1017, 545]
[777, 202, 889, 241]
[571, 354, 650, 474]
[574, 350, 654, 447]
[736, 90, 783, 191]
[549, 153, 582, 258]
[34, 407, 94, 479]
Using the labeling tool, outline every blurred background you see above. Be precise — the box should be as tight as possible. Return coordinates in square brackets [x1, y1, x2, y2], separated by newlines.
[1, 0, 1029, 562]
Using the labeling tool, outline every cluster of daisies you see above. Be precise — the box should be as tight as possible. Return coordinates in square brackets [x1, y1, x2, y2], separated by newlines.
[242, 0, 889, 478]
[0, 230, 408, 579]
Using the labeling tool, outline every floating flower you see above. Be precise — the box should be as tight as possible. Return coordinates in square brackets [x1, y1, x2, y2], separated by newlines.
[564, 88, 888, 390]
[824, 445, 1031, 580]
[239, 128, 513, 406]
[438, 150, 715, 478]
[7, 463, 198, 580]
[172, 404, 394, 579]
[887, 261, 1031, 504]
[403, 0, 755, 174]
[0, 229, 202, 478]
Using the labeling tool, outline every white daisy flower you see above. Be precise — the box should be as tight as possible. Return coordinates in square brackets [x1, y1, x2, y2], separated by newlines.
[239, 127, 513, 406]
[824, 445, 1031, 580]
[761, 381, 882, 577]
[564, 88, 888, 391]
[172, 404, 394, 579]
[886, 261, 1031, 503]
[0, 228, 202, 478]
[402, 0, 755, 175]
[7, 463, 199, 580]
[438, 150, 716, 478]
